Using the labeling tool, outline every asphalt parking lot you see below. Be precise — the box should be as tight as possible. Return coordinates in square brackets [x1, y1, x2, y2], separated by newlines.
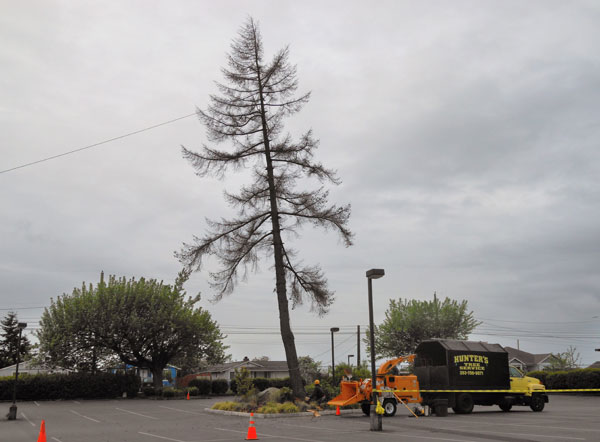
[2, 395, 599, 442]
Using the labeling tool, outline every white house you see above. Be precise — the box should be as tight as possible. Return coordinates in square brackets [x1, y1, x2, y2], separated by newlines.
[505, 347, 554, 372]
[0, 360, 73, 377]
[199, 357, 289, 381]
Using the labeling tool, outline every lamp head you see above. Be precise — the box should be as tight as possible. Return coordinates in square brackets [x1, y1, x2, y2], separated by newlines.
[366, 269, 385, 279]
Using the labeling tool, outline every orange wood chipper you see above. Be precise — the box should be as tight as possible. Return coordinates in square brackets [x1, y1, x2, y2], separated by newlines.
[327, 354, 421, 416]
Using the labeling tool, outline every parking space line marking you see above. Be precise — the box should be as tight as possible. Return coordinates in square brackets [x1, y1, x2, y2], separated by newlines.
[280, 422, 363, 433]
[52, 437, 64, 442]
[139, 432, 238, 442]
[138, 432, 187, 442]
[159, 405, 203, 415]
[400, 435, 478, 442]
[384, 420, 589, 441]
[116, 407, 158, 420]
[216, 427, 327, 442]
[34, 401, 40, 406]
[457, 420, 598, 433]
[73, 400, 81, 404]
[70, 409, 100, 423]
[21, 412, 35, 427]
[478, 431, 585, 440]
[433, 427, 586, 441]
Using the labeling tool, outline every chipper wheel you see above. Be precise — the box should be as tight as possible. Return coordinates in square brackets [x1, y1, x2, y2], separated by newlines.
[383, 399, 397, 417]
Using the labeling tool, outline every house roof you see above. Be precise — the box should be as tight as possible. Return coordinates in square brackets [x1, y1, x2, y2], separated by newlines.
[587, 361, 600, 369]
[0, 360, 72, 372]
[203, 360, 289, 373]
[505, 347, 552, 366]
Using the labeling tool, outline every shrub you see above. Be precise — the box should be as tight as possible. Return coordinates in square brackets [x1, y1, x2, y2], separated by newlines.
[212, 401, 243, 411]
[270, 377, 291, 389]
[189, 378, 211, 395]
[256, 401, 299, 414]
[278, 401, 299, 413]
[234, 368, 253, 396]
[280, 386, 293, 402]
[0, 372, 140, 401]
[186, 386, 199, 396]
[253, 377, 270, 391]
[212, 379, 229, 395]
[142, 386, 157, 396]
[528, 368, 600, 390]
[257, 401, 279, 414]
[229, 379, 238, 394]
[162, 387, 176, 398]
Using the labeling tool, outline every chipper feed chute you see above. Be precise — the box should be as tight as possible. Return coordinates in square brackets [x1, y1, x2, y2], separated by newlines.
[328, 381, 365, 406]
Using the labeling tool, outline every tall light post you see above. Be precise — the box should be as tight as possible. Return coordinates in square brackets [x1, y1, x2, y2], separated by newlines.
[330, 327, 339, 386]
[348, 354, 354, 367]
[366, 269, 384, 431]
[8, 322, 27, 421]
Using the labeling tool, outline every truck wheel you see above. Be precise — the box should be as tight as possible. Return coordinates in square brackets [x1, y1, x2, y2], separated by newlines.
[452, 393, 474, 414]
[530, 394, 545, 412]
[361, 402, 371, 416]
[383, 399, 397, 417]
[499, 403, 512, 412]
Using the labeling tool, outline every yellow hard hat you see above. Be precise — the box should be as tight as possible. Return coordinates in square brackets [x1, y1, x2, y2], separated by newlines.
[314, 379, 320, 385]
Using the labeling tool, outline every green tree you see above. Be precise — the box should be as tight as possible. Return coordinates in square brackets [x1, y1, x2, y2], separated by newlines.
[373, 295, 480, 357]
[545, 346, 582, 371]
[38, 271, 228, 388]
[36, 283, 116, 373]
[177, 17, 352, 398]
[298, 355, 322, 385]
[0, 312, 31, 368]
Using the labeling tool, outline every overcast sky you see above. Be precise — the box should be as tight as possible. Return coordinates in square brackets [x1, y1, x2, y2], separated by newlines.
[2, 1, 599, 368]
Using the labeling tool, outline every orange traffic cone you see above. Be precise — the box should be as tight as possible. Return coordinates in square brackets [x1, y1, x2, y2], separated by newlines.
[336, 406, 340, 416]
[37, 420, 47, 442]
[187, 391, 190, 400]
[245, 412, 258, 440]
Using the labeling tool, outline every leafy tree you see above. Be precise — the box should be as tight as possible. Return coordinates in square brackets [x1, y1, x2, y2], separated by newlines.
[36, 283, 116, 373]
[177, 17, 353, 398]
[373, 295, 480, 357]
[0, 312, 31, 368]
[252, 356, 270, 362]
[38, 271, 228, 388]
[298, 355, 322, 385]
[333, 362, 371, 382]
[545, 346, 582, 371]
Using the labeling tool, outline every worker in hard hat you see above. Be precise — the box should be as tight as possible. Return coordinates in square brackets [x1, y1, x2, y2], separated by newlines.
[308, 379, 326, 405]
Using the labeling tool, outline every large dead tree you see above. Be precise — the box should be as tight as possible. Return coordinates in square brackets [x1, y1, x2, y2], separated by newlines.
[177, 18, 353, 397]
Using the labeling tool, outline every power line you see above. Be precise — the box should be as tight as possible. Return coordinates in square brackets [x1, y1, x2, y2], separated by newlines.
[0, 112, 197, 175]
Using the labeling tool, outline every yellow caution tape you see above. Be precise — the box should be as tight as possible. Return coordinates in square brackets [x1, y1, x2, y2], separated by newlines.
[374, 388, 600, 393]
[375, 398, 385, 415]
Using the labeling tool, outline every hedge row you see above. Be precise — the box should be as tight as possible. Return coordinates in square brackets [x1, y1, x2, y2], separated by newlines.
[0, 372, 140, 401]
[527, 368, 600, 389]
[187, 378, 229, 395]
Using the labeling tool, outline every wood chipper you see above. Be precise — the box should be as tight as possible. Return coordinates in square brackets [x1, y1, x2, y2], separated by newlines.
[327, 354, 421, 416]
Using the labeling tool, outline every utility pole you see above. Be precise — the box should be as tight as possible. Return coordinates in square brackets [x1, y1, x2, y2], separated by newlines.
[357, 325, 361, 366]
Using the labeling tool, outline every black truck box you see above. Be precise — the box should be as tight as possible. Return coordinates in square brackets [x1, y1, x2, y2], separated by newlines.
[414, 339, 510, 390]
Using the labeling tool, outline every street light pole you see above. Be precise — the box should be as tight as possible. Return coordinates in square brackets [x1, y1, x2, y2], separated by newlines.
[366, 269, 384, 431]
[8, 322, 27, 421]
[330, 327, 339, 387]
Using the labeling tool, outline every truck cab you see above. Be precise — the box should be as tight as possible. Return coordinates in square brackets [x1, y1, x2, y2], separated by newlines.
[509, 366, 546, 395]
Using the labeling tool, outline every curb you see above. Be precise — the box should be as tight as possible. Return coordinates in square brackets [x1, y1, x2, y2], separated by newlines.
[205, 408, 364, 418]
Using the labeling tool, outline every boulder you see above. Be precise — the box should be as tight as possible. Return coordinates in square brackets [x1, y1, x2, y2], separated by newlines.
[257, 387, 281, 404]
